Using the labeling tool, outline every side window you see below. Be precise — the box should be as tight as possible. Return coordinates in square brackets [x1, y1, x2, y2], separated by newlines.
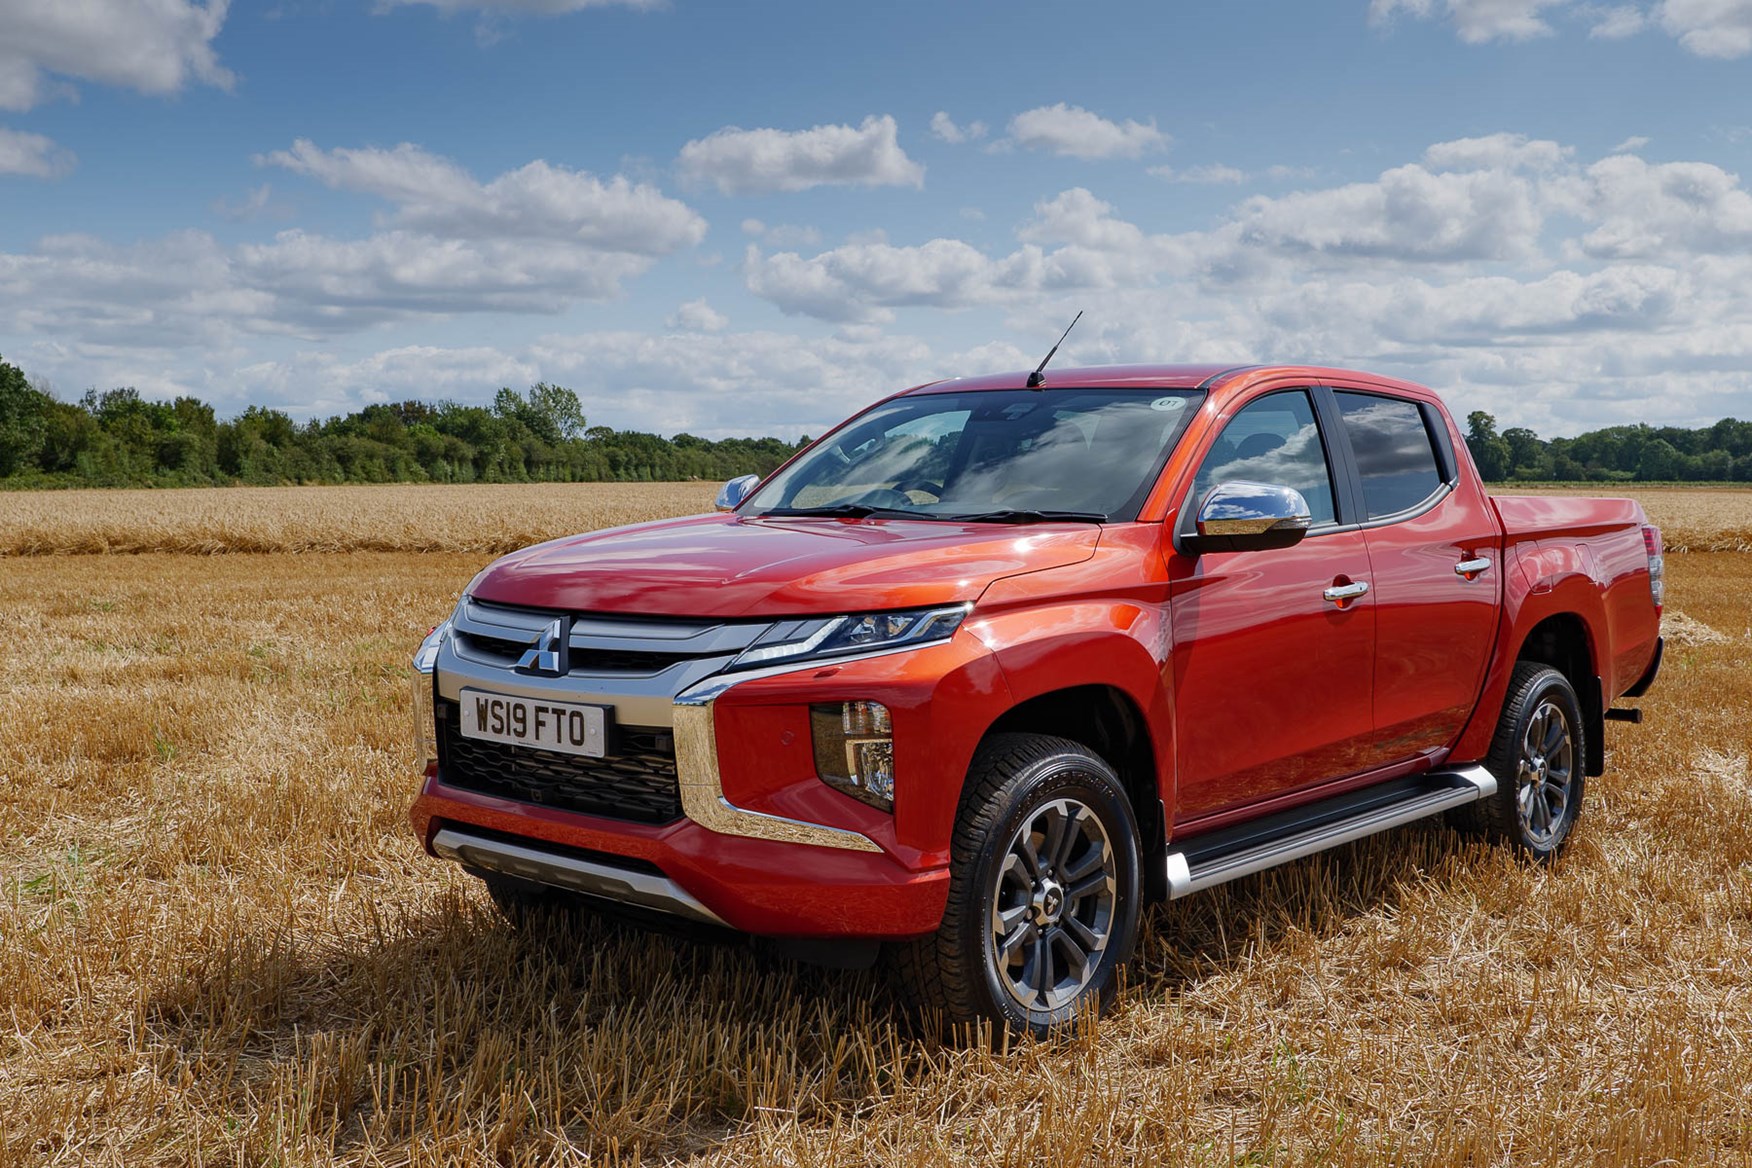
[1334, 392, 1444, 519]
[1191, 390, 1337, 526]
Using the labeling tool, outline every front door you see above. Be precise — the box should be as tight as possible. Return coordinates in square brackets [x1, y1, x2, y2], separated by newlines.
[1168, 388, 1377, 823]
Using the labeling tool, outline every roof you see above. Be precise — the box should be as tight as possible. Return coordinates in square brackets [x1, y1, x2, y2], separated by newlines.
[900, 364, 1245, 395]
[898, 363, 1435, 398]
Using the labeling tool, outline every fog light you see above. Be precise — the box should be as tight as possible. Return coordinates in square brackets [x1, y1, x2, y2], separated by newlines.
[811, 701, 895, 811]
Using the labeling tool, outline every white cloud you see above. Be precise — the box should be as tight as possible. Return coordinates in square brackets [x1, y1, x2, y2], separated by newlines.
[261, 139, 704, 254]
[741, 148, 1562, 325]
[930, 111, 987, 144]
[526, 328, 939, 437]
[1369, 0, 1567, 42]
[744, 239, 1052, 323]
[18, 130, 1752, 439]
[234, 344, 542, 417]
[1018, 188, 1151, 252]
[1371, 0, 1752, 56]
[1422, 132, 1571, 171]
[676, 115, 924, 196]
[1555, 154, 1752, 257]
[1658, 0, 1752, 56]
[0, 125, 73, 178]
[212, 182, 285, 222]
[1588, 4, 1648, 36]
[1610, 134, 1652, 152]
[1149, 163, 1248, 184]
[667, 298, 728, 332]
[1225, 163, 1546, 264]
[234, 229, 657, 323]
[1004, 103, 1168, 159]
[0, 142, 708, 358]
[0, 0, 232, 111]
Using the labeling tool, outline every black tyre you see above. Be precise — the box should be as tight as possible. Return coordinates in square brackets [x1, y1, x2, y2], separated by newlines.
[1477, 663, 1586, 861]
[900, 734, 1142, 1038]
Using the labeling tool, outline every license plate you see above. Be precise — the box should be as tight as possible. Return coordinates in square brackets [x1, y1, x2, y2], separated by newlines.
[459, 688, 609, 757]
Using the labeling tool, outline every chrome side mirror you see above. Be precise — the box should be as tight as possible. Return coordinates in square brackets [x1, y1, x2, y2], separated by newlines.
[715, 473, 761, 512]
[1189, 481, 1313, 552]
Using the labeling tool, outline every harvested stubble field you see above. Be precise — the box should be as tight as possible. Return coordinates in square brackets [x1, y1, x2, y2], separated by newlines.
[1, 483, 1749, 1167]
[0, 482, 719, 557]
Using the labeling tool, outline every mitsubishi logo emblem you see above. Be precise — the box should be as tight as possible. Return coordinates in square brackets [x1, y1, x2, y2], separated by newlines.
[515, 617, 571, 676]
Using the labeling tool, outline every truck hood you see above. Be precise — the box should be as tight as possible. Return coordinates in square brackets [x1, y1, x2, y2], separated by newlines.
[466, 513, 1101, 618]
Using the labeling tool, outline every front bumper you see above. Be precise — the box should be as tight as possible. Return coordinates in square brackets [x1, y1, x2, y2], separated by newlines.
[414, 616, 1007, 939]
[411, 779, 949, 938]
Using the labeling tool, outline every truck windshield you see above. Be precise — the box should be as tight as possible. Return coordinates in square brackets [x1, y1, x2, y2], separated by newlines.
[745, 387, 1206, 523]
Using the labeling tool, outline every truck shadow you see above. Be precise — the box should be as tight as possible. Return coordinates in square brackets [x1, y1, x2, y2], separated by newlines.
[141, 819, 1494, 1160]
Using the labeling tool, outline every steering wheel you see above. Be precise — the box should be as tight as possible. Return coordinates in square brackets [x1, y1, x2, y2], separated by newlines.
[890, 477, 944, 498]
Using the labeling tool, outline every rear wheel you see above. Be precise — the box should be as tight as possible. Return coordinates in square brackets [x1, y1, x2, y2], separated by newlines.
[1477, 663, 1586, 861]
[900, 734, 1142, 1038]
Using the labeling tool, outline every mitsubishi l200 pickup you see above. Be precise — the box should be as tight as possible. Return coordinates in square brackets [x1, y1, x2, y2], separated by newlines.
[409, 364, 1664, 1036]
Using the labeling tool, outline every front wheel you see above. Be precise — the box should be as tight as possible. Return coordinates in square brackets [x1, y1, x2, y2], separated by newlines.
[1477, 663, 1587, 861]
[899, 734, 1142, 1038]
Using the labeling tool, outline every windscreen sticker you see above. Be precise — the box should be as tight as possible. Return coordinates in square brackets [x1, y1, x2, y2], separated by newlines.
[1150, 396, 1186, 412]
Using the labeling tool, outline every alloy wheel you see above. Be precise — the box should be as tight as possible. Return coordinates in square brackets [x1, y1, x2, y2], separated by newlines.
[987, 796, 1118, 1012]
[1516, 698, 1575, 848]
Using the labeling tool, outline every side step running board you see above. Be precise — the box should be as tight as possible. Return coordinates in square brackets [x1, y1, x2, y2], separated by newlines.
[1165, 765, 1497, 900]
[433, 827, 729, 927]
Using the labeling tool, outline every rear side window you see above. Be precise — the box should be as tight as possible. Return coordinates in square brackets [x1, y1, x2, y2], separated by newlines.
[1334, 392, 1444, 519]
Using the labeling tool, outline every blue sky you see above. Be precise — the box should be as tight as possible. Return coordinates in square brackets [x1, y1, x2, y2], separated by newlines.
[2, 0, 1751, 439]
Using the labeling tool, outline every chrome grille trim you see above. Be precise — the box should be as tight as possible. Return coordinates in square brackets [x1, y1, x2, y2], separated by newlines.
[454, 598, 767, 672]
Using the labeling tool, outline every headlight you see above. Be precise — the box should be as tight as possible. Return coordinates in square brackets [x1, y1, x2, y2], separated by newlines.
[728, 605, 969, 671]
[411, 621, 449, 770]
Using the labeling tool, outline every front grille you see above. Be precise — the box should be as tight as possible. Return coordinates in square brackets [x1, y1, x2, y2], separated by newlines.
[435, 699, 683, 824]
[454, 631, 706, 676]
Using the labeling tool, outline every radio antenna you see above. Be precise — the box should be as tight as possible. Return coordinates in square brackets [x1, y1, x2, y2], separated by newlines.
[1026, 310, 1083, 388]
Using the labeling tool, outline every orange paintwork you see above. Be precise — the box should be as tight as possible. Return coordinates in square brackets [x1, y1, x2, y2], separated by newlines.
[414, 363, 1664, 939]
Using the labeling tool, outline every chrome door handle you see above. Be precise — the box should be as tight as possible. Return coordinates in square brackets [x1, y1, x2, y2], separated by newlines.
[1454, 557, 1491, 579]
[1323, 581, 1370, 602]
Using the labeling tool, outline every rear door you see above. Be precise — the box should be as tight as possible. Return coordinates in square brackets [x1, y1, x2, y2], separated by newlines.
[1168, 387, 1377, 822]
[1324, 384, 1501, 767]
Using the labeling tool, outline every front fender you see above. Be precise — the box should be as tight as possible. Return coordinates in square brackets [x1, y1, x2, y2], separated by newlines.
[964, 598, 1174, 804]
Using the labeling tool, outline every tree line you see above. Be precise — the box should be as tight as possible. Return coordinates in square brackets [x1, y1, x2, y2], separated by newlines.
[3, 353, 1748, 489]
[1463, 411, 1752, 483]
[0, 357, 805, 489]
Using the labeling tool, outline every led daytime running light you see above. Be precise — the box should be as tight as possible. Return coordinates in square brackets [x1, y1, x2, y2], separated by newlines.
[729, 605, 968, 671]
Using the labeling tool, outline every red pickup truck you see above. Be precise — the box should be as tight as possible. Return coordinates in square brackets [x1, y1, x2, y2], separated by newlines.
[409, 364, 1663, 1036]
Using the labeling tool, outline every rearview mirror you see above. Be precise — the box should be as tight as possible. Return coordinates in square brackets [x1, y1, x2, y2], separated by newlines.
[1187, 481, 1313, 553]
[715, 474, 761, 512]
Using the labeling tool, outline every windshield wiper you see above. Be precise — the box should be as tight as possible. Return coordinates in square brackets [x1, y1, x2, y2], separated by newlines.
[946, 509, 1108, 524]
[757, 503, 931, 519]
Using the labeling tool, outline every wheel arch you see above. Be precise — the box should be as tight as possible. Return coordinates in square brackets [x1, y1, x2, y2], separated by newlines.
[1512, 611, 1605, 777]
[980, 684, 1169, 902]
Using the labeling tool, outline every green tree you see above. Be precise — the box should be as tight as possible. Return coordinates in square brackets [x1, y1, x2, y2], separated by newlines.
[1465, 411, 1512, 482]
[1636, 438, 1683, 481]
[0, 357, 50, 477]
[1501, 426, 1547, 478]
